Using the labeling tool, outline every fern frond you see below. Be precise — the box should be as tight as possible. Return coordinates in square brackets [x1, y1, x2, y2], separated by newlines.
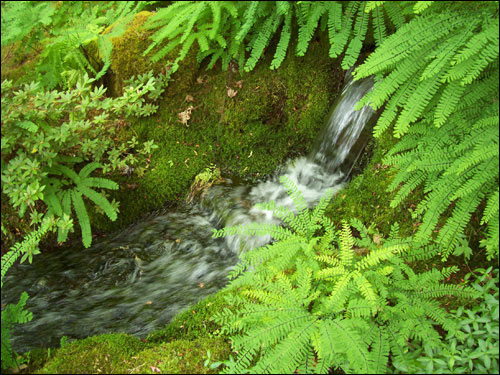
[71, 190, 92, 248]
[77, 185, 117, 221]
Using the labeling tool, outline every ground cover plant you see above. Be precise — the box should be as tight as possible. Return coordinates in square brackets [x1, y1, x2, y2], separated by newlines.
[1, 0, 498, 373]
[211, 177, 479, 373]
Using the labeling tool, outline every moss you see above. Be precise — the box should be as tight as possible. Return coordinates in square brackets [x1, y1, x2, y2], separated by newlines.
[125, 338, 232, 374]
[105, 11, 198, 96]
[325, 131, 421, 237]
[31, 292, 235, 374]
[146, 289, 234, 343]
[0, 43, 40, 85]
[92, 29, 342, 232]
[37, 333, 146, 374]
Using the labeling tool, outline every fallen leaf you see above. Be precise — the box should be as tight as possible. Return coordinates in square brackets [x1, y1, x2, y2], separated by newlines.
[178, 105, 194, 126]
[234, 80, 243, 88]
[196, 76, 204, 84]
[373, 234, 382, 245]
[185, 94, 194, 102]
[227, 88, 237, 98]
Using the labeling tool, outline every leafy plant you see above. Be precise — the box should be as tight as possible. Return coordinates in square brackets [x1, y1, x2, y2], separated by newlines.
[143, 1, 415, 73]
[211, 176, 477, 374]
[41, 162, 118, 248]
[1, 1, 55, 50]
[354, 1, 499, 259]
[410, 267, 499, 374]
[0, 216, 58, 371]
[1, 71, 169, 248]
[1, 292, 33, 370]
[1, 1, 151, 89]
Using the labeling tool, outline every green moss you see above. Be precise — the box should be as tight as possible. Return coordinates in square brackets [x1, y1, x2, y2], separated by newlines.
[105, 11, 198, 96]
[93, 29, 342, 232]
[37, 333, 146, 374]
[126, 338, 232, 374]
[325, 131, 420, 237]
[31, 292, 235, 374]
[0, 43, 40, 85]
[147, 289, 234, 343]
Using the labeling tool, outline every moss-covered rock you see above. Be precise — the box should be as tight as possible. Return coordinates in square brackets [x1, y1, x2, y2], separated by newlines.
[146, 289, 234, 343]
[105, 11, 198, 96]
[126, 338, 232, 374]
[36, 333, 145, 374]
[92, 29, 343, 232]
[325, 131, 420, 236]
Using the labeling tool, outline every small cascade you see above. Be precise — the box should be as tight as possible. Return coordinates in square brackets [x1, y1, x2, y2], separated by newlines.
[1, 72, 374, 352]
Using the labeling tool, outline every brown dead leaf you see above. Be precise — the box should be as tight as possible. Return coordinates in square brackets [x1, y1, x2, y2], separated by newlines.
[178, 105, 194, 126]
[227, 88, 237, 98]
[185, 94, 194, 102]
[234, 80, 243, 88]
[196, 76, 204, 84]
[373, 234, 382, 245]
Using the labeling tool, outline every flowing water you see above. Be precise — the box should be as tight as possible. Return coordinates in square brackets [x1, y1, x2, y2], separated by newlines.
[2, 73, 374, 353]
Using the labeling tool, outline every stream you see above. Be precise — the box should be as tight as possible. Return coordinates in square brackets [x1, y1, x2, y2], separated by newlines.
[1, 72, 374, 353]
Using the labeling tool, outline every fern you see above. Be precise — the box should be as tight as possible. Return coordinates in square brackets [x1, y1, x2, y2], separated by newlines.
[354, 1, 499, 259]
[1, 1, 147, 89]
[143, 1, 415, 73]
[42, 162, 118, 248]
[1, 218, 55, 288]
[0, 218, 57, 370]
[212, 178, 478, 374]
[1, 292, 33, 370]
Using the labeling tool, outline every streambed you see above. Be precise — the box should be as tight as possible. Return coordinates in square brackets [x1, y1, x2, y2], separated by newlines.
[2, 73, 374, 353]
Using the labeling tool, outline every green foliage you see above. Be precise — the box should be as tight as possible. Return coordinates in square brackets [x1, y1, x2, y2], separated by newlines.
[1, 1, 151, 89]
[1, 1, 55, 49]
[409, 267, 499, 374]
[143, 1, 240, 71]
[354, 1, 499, 259]
[0, 209, 56, 371]
[143, 1, 416, 73]
[1, 217, 57, 288]
[211, 177, 478, 374]
[1, 71, 169, 248]
[1, 292, 33, 370]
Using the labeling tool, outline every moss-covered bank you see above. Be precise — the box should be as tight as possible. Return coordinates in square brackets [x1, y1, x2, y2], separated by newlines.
[24, 117, 406, 375]
[29, 291, 236, 374]
[88, 11, 344, 232]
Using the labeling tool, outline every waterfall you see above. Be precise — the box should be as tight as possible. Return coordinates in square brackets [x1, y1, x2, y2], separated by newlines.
[1, 72, 374, 352]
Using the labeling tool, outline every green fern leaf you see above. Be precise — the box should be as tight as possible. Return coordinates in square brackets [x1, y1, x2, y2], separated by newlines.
[71, 190, 92, 248]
